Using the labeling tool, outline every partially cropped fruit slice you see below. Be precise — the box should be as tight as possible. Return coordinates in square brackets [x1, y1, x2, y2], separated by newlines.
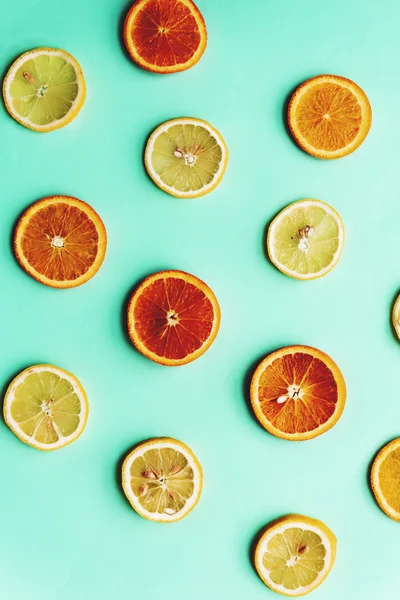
[14, 195, 107, 288]
[254, 514, 337, 596]
[392, 294, 400, 340]
[267, 199, 344, 280]
[250, 346, 346, 441]
[3, 364, 88, 451]
[123, 0, 207, 74]
[127, 270, 220, 366]
[371, 438, 400, 521]
[288, 74, 372, 159]
[145, 118, 228, 198]
[3, 47, 86, 132]
[122, 437, 203, 522]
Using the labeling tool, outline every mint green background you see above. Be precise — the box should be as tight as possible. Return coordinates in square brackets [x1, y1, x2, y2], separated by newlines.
[1, 0, 399, 598]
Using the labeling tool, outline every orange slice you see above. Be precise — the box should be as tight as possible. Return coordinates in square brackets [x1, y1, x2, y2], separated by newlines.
[371, 438, 400, 521]
[250, 346, 346, 441]
[127, 270, 220, 366]
[14, 195, 107, 289]
[123, 0, 207, 74]
[288, 74, 372, 159]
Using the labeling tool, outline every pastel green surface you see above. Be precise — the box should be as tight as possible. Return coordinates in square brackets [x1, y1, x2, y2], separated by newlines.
[0, 0, 399, 598]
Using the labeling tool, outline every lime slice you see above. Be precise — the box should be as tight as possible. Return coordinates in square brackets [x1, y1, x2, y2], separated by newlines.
[122, 437, 203, 522]
[254, 514, 337, 596]
[3, 365, 88, 451]
[144, 117, 228, 198]
[267, 199, 345, 280]
[3, 47, 86, 132]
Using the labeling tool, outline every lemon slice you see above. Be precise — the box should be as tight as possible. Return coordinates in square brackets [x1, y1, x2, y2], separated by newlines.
[392, 295, 400, 339]
[3, 47, 86, 132]
[3, 364, 88, 451]
[371, 438, 400, 521]
[144, 117, 228, 198]
[122, 437, 203, 522]
[254, 514, 337, 597]
[267, 199, 345, 280]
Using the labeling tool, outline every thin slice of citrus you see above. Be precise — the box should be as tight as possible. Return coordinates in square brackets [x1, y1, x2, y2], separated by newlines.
[267, 199, 344, 280]
[371, 438, 400, 521]
[3, 364, 88, 451]
[122, 437, 203, 522]
[254, 514, 337, 597]
[123, 0, 207, 74]
[288, 74, 372, 159]
[250, 346, 346, 441]
[14, 195, 107, 289]
[127, 270, 220, 366]
[145, 117, 228, 198]
[392, 294, 400, 339]
[3, 47, 86, 132]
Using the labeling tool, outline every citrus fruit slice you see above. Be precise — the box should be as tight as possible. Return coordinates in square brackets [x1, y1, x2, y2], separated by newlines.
[127, 270, 220, 366]
[288, 74, 372, 159]
[144, 117, 228, 198]
[392, 295, 400, 340]
[250, 346, 346, 441]
[3, 47, 86, 132]
[123, 0, 207, 74]
[3, 364, 88, 451]
[267, 199, 344, 280]
[122, 437, 203, 522]
[254, 514, 337, 596]
[371, 438, 400, 521]
[14, 195, 107, 289]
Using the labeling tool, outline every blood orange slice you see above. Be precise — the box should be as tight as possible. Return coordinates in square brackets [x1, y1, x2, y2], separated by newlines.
[127, 270, 220, 366]
[14, 195, 107, 289]
[250, 346, 346, 441]
[123, 0, 207, 74]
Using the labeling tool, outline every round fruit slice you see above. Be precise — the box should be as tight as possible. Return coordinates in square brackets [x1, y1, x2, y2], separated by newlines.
[3, 47, 86, 132]
[392, 295, 400, 340]
[14, 195, 107, 289]
[145, 117, 228, 198]
[288, 74, 372, 159]
[250, 346, 346, 441]
[267, 199, 344, 280]
[123, 0, 207, 74]
[127, 270, 220, 366]
[122, 437, 203, 522]
[3, 364, 88, 451]
[254, 514, 337, 597]
[371, 438, 400, 521]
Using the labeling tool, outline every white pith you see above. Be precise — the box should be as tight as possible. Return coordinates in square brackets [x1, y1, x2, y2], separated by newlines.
[145, 118, 227, 198]
[122, 439, 202, 522]
[4, 365, 88, 450]
[4, 48, 85, 131]
[268, 199, 345, 280]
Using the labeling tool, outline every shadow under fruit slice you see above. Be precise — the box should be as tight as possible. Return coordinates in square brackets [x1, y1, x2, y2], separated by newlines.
[371, 438, 400, 521]
[14, 195, 107, 288]
[127, 270, 220, 366]
[254, 514, 337, 596]
[288, 74, 372, 159]
[250, 346, 346, 441]
[3, 364, 88, 451]
[123, 0, 207, 74]
[3, 47, 86, 132]
[122, 437, 203, 522]
[267, 199, 345, 280]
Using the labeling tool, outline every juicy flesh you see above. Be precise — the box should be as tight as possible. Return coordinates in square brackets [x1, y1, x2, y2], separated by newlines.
[9, 54, 79, 125]
[258, 352, 338, 434]
[10, 371, 82, 445]
[151, 124, 223, 192]
[130, 0, 201, 67]
[134, 276, 214, 360]
[130, 447, 194, 515]
[295, 82, 362, 151]
[263, 528, 326, 590]
[273, 204, 340, 275]
[378, 448, 400, 513]
[20, 202, 99, 281]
